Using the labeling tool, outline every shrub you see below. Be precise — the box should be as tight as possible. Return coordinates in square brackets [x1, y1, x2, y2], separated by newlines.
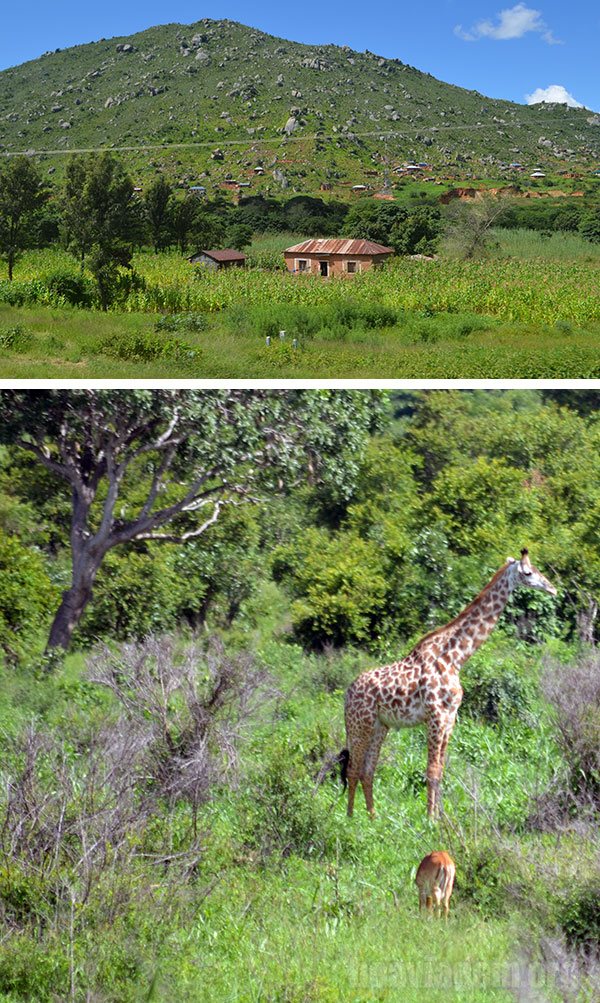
[0, 530, 57, 660]
[0, 937, 69, 999]
[560, 881, 600, 953]
[241, 741, 358, 862]
[0, 637, 271, 907]
[77, 548, 183, 643]
[310, 646, 367, 694]
[0, 324, 32, 352]
[99, 330, 194, 363]
[461, 659, 534, 725]
[155, 312, 208, 333]
[273, 529, 388, 648]
[541, 652, 600, 804]
[45, 269, 93, 307]
[87, 635, 271, 810]
[534, 933, 600, 1003]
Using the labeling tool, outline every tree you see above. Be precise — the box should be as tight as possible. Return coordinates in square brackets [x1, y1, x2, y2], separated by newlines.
[144, 176, 174, 252]
[62, 153, 140, 308]
[0, 390, 383, 653]
[579, 205, 600, 244]
[0, 157, 48, 280]
[389, 207, 441, 256]
[62, 157, 93, 270]
[189, 206, 223, 254]
[223, 223, 253, 251]
[343, 200, 407, 246]
[343, 200, 440, 255]
[171, 196, 200, 254]
[442, 195, 508, 259]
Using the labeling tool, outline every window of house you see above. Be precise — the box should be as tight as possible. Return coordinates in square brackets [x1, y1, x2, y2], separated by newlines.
[297, 259, 309, 272]
[346, 261, 359, 273]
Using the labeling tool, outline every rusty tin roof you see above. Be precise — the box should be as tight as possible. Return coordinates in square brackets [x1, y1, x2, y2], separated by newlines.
[284, 238, 394, 256]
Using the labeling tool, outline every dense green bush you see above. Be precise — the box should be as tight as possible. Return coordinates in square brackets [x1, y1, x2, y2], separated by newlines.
[560, 881, 600, 952]
[45, 269, 93, 307]
[0, 530, 57, 660]
[0, 938, 70, 1000]
[99, 330, 194, 363]
[241, 741, 358, 861]
[579, 206, 600, 244]
[77, 548, 184, 643]
[461, 659, 534, 725]
[274, 528, 388, 647]
[0, 324, 32, 352]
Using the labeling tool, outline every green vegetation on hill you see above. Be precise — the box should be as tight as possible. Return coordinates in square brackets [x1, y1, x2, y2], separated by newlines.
[1, 18, 599, 192]
[0, 390, 598, 1000]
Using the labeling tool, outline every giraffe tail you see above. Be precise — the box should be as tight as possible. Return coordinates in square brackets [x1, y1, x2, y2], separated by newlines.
[338, 748, 350, 789]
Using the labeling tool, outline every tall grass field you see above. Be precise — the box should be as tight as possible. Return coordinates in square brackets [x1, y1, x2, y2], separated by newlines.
[1, 233, 600, 377]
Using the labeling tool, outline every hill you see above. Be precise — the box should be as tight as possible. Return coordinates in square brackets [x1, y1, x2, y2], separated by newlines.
[1, 18, 599, 192]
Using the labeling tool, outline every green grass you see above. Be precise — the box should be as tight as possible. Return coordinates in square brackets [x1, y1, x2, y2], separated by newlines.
[1, 302, 599, 378]
[0, 629, 592, 1001]
[493, 227, 600, 262]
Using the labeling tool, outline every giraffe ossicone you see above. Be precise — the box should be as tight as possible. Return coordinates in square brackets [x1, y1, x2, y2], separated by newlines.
[342, 551, 557, 820]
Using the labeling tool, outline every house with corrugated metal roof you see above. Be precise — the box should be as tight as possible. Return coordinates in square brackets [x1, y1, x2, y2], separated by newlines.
[283, 238, 394, 277]
[188, 249, 246, 270]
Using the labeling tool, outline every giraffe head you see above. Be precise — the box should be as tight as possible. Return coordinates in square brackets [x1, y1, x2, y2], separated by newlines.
[507, 548, 557, 596]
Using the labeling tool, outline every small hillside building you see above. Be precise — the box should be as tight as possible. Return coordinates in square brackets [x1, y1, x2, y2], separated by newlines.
[284, 238, 394, 277]
[189, 249, 246, 270]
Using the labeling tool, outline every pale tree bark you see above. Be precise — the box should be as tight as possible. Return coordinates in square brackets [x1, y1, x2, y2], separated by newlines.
[576, 596, 598, 646]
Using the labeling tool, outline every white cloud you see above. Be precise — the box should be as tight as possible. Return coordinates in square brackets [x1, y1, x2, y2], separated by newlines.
[526, 84, 583, 108]
[455, 4, 560, 44]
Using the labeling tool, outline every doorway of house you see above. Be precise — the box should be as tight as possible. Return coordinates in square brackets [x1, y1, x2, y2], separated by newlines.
[319, 261, 329, 277]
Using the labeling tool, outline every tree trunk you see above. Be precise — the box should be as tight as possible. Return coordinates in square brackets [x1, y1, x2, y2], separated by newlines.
[576, 597, 598, 646]
[8, 254, 13, 282]
[46, 547, 103, 652]
[46, 582, 95, 651]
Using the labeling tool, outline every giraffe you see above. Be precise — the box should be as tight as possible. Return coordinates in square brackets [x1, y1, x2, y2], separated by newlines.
[341, 549, 557, 819]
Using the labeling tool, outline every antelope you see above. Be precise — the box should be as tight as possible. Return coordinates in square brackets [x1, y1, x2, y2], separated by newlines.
[415, 851, 456, 918]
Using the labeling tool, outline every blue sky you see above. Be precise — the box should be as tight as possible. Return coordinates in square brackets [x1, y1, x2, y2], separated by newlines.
[1, 1, 598, 110]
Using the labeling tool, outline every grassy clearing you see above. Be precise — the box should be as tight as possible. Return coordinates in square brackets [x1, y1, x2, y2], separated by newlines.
[1, 303, 599, 378]
[0, 629, 595, 1001]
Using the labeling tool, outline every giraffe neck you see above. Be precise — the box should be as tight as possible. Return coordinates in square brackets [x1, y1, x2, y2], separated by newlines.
[416, 562, 517, 671]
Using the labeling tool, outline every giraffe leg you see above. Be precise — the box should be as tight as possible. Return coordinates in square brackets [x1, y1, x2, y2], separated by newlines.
[347, 773, 359, 817]
[436, 715, 456, 817]
[426, 720, 446, 819]
[361, 720, 388, 819]
[345, 728, 372, 818]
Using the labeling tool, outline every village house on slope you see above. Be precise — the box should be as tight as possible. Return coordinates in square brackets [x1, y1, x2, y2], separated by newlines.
[188, 249, 246, 270]
[283, 239, 394, 277]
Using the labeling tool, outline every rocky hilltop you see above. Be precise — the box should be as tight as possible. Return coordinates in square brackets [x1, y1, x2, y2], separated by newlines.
[1, 19, 598, 187]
